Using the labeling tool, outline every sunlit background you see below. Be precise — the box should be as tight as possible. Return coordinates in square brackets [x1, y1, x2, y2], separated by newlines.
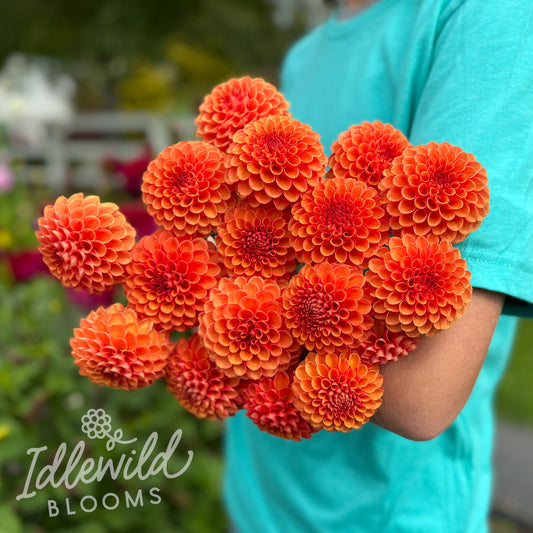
[0, 1, 531, 532]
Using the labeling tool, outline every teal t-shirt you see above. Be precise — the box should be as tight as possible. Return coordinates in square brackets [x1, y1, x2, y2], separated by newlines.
[224, 1, 533, 532]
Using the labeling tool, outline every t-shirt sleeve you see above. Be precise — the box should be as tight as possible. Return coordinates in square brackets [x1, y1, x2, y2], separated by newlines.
[407, 0, 533, 315]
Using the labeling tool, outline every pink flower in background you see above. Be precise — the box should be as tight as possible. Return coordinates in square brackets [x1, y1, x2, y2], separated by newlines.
[0, 161, 13, 192]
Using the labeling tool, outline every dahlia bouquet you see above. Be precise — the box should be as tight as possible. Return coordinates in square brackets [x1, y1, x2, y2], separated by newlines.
[36, 77, 489, 441]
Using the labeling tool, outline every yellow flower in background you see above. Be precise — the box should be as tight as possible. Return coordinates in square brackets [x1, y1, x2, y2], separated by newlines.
[0, 228, 13, 250]
[118, 63, 173, 111]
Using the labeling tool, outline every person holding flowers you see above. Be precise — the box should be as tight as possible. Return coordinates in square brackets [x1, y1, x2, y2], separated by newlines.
[35, 0, 532, 532]
[222, 0, 533, 532]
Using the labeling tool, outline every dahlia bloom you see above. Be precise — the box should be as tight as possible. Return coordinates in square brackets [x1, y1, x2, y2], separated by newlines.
[367, 234, 472, 337]
[283, 262, 372, 353]
[243, 370, 316, 441]
[216, 202, 298, 280]
[328, 121, 409, 189]
[70, 303, 170, 390]
[354, 320, 419, 365]
[225, 115, 327, 211]
[289, 176, 389, 267]
[36, 193, 135, 293]
[165, 334, 242, 420]
[123, 229, 221, 331]
[292, 351, 383, 432]
[196, 76, 290, 153]
[198, 276, 301, 380]
[141, 141, 234, 237]
[380, 142, 489, 242]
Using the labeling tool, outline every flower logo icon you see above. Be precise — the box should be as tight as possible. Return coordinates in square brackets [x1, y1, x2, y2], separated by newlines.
[80, 408, 136, 451]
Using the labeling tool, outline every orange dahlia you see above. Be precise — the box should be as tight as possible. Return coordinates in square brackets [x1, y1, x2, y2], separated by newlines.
[367, 234, 472, 337]
[70, 303, 170, 390]
[283, 262, 372, 353]
[289, 176, 389, 267]
[354, 320, 419, 365]
[141, 141, 234, 237]
[195, 76, 290, 153]
[216, 201, 298, 280]
[198, 276, 301, 380]
[165, 333, 242, 420]
[36, 193, 135, 293]
[243, 370, 316, 441]
[292, 351, 383, 432]
[328, 121, 409, 189]
[123, 229, 220, 332]
[380, 142, 489, 242]
[225, 115, 327, 211]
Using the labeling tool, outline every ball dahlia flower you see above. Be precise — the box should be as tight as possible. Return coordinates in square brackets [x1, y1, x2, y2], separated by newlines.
[289, 176, 389, 267]
[292, 351, 383, 432]
[216, 202, 298, 280]
[380, 142, 489, 242]
[198, 276, 301, 380]
[328, 121, 409, 189]
[225, 115, 327, 211]
[70, 303, 170, 390]
[165, 333, 242, 420]
[123, 229, 221, 331]
[196, 76, 290, 153]
[366, 234, 472, 337]
[36, 193, 135, 293]
[283, 262, 372, 353]
[354, 320, 419, 365]
[141, 141, 234, 237]
[243, 370, 316, 441]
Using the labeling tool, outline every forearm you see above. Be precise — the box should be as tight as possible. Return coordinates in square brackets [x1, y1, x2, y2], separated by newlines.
[371, 288, 505, 441]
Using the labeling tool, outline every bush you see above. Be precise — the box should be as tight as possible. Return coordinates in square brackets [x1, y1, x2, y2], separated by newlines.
[0, 277, 227, 533]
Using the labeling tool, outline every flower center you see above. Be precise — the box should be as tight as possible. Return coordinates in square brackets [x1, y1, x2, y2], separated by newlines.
[169, 168, 195, 194]
[300, 295, 331, 330]
[242, 228, 274, 261]
[329, 390, 355, 414]
[407, 271, 442, 299]
[324, 202, 352, 227]
[150, 269, 190, 296]
[431, 170, 453, 188]
[221, 90, 245, 111]
[182, 382, 208, 406]
[262, 132, 285, 153]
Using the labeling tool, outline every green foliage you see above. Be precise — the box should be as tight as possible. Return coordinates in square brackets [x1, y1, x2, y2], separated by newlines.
[0, 277, 227, 532]
[496, 319, 533, 425]
[0, 181, 49, 252]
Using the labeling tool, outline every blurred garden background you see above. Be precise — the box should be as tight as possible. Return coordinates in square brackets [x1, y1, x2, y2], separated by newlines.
[0, 1, 531, 532]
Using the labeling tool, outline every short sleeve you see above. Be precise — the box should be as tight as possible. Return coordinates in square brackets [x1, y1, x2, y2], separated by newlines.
[408, 0, 533, 313]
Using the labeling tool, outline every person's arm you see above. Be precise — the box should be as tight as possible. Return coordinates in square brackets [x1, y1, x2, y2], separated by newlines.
[371, 288, 504, 441]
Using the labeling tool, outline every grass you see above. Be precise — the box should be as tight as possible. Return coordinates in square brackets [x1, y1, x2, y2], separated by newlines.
[496, 318, 533, 425]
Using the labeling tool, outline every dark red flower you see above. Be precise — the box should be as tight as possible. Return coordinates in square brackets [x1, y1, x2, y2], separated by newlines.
[354, 320, 419, 365]
[165, 333, 242, 420]
[243, 370, 316, 441]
